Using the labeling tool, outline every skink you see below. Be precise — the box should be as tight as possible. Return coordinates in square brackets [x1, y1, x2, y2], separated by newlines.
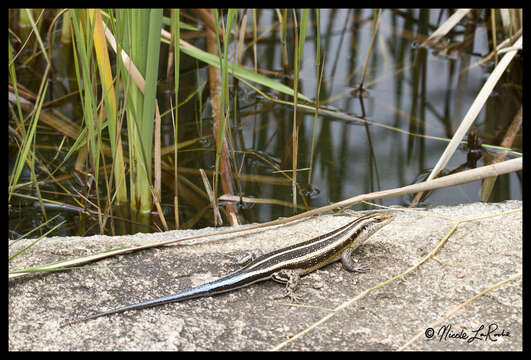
[62, 212, 393, 326]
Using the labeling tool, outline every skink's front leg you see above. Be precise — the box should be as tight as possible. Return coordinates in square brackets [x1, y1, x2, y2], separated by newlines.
[340, 247, 369, 273]
[271, 269, 302, 302]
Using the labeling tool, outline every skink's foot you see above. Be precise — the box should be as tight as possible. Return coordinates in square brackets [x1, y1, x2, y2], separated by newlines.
[271, 269, 302, 302]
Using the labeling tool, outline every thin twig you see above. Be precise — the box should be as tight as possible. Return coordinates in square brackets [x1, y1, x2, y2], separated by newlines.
[9, 157, 521, 280]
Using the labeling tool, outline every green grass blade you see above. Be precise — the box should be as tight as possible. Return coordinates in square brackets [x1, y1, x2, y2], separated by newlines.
[298, 9, 309, 61]
[178, 43, 311, 102]
[8, 216, 65, 262]
[161, 15, 198, 31]
[8, 82, 48, 201]
[137, 9, 163, 211]
[9, 215, 61, 246]
[23, 9, 50, 65]
[172, 9, 181, 228]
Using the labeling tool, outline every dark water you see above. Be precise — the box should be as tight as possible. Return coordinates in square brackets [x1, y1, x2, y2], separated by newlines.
[8, 9, 522, 238]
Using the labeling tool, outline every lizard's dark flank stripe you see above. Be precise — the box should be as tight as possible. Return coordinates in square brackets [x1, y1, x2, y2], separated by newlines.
[62, 212, 393, 327]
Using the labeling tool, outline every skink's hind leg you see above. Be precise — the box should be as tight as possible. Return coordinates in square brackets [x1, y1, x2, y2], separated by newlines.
[224, 249, 263, 270]
[271, 269, 302, 302]
[232, 249, 263, 267]
[340, 247, 369, 273]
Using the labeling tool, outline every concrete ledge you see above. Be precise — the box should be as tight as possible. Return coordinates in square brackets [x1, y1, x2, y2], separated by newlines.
[9, 201, 522, 350]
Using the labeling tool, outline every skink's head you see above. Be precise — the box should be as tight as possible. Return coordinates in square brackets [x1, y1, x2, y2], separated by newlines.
[352, 212, 394, 244]
[366, 212, 394, 225]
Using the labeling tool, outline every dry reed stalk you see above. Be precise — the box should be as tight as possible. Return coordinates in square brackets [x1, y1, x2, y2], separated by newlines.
[204, 12, 240, 226]
[200, 168, 223, 224]
[191, 9, 224, 40]
[420, 9, 471, 47]
[480, 106, 522, 201]
[9, 157, 521, 279]
[411, 35, 522, 205]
